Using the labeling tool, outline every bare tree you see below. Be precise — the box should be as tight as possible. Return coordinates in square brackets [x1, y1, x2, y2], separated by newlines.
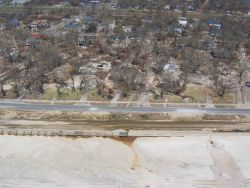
[210, 63, 234, 97]
[180, 48, 202, 77]
[158, 72, 186, 97]
[111, 64, 145, 96]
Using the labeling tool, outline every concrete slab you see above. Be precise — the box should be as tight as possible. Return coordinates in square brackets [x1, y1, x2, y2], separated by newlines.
[136, 93, 151, 107]
[110, 93, 121, 107]
[74, 95, 91, 106]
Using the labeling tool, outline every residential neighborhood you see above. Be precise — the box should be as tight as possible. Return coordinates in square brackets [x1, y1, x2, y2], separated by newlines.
[0, 0, 249, 105]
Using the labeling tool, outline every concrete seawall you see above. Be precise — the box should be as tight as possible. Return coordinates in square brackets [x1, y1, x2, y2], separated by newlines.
[0, 128, 216, 137]
[1, 128, 250, 137]
[0, 129, 125, 137]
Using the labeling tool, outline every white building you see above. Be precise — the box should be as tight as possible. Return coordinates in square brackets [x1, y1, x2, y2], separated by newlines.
[178, 17, 187, 26]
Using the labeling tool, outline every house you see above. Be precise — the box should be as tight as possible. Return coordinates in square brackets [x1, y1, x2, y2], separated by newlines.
[98, 20, 115, 32]
[11, 0, 30, 5]
[84, 16, 95, 24]
[29, 19, 47, 31]
[113, 34, 127, 42]
[84, 75, 98, 90]
[122, 25, 132, 33]
[208, 19, 222, 29]
[141, 17, 152, 23]
[164, 4, 170, 10]
[63, 0, 70, 6]
[187, 1, 197, 12]
[200, 40, 218, 50]
[244, 0, 250, 5]
[109, 20, 116, 31]
[95, 61, 111, 71]
[9, 51, 19, 62]
[78, 35, 96, 47]
[0, 24, 6, 30]
[163, 64, 177, 73]
[25, 37, 39, 47]
[89, 0, 101, 4]
[170, 4, 181, 12]
[8, 18, 21, 28]
[208, 19, 223, 37]
[189, 75, 211, 85]
[83, 16, 98, 31]
[83, 0, 101, 6]
[128, 34, 140, 41]
[211, 49, 232, 59]
[31, 33, 50, 40]
[246, 81, 250, 88]
[174, 24, 184, 34]
[178, 17, 187, 26]
[79, 65, 96, 75]
[66, 21, 79, 29]
[209, 28, 223, 37]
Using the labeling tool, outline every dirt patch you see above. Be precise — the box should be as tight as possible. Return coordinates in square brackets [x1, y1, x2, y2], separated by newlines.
[0, 110, 247, 126]
[112, 137, 137, 147]
[110, 112, 171, 121]
[169, 112, 204, 121]
[203, 114, 245, 121]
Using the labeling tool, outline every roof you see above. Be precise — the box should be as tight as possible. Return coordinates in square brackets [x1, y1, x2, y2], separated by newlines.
[30, 19, 47, 25]
[208, 19, 221, 26]
[8, 18, 21, 27]
[31, 33, 49, 40]
[245, 0, 250, 4]
[66, 21, 79, 29]
[174, 24, 184, 33]
[211, 49, 232, 59]
[113, 34, 127, 41]
[163, 64, 177, 71]
[209, 29, 223, 37]
[178, 17, 187, 21]
[11, 0, 30, 4]
[82, 0, 101, 4]
[84, 16, 95, 23]
[128, 34, 140, 40]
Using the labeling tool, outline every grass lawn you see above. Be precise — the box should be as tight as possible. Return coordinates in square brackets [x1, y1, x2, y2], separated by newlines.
[43, 88, 82, 100]
[212, 93, 234, 104]
[87, 90, 109, 102]
[182, 84, 207, 103]
[149, 95, 166, 103]
[167, 95, 183, 103]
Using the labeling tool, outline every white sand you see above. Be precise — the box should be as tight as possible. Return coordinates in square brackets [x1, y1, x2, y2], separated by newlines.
[0, 134, 250, 188]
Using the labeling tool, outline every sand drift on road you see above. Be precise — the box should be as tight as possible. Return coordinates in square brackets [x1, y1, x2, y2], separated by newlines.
[0, 134, 250, 188]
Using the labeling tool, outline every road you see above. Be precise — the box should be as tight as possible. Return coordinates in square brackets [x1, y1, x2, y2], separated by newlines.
[0, 101, 250, 115]
[0, 5, 226, 18]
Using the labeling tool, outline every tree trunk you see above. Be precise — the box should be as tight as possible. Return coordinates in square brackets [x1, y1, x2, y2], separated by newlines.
[71, 76, 76, 92]
[13, 85, 20, 98]
[56, 85, 62, 96]
[79, 80, 84, 92]
[0, 82, 5, 96]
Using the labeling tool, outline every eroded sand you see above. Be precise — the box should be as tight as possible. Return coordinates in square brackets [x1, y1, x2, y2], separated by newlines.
[0, 134, 250, 188]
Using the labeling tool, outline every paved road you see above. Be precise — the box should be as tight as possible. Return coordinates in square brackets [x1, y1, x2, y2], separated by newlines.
[0, 101, 250, 115]
[0, 5, 226, 18]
